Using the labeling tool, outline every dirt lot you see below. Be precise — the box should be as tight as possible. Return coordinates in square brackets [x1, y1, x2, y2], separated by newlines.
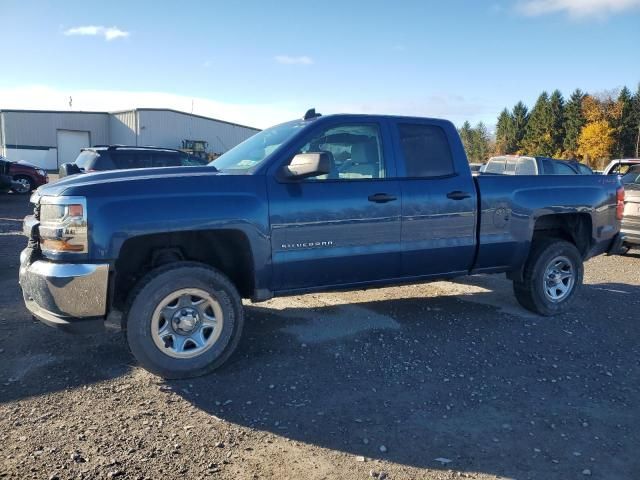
[1, 192, 639, 480]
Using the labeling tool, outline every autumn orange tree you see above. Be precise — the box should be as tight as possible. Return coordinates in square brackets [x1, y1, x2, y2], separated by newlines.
[576, 93, 623, 168]
[577, 122, 614, 169]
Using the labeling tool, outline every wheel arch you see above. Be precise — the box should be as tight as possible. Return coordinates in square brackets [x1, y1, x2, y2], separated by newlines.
[507, 212, 592, 282]
[112, 229, 256, 312]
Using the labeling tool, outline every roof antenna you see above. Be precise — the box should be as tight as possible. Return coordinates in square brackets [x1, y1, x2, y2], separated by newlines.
[303, 108, 321, 120]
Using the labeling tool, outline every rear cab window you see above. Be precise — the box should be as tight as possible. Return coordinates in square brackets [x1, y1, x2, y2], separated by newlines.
[74, 151, 99, 170]
[504, 157, 517, 174]
[396, 123, 455, 177]
[112, 151, 152, 169]
[152, 153, 181, 168]
[554, 161, 578, 175]
[516, 157, 537, 175]
[542, 159, 577, 175]
[485, 157, 507, 174]
[181, 154, 208, 166]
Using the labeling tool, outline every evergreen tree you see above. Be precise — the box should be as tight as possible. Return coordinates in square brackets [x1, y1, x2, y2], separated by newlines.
[458, 121, 492, 163]
[511, 101, 529, 153]
[549, 90, 565, 156]
[470, 122, 491, 163]
[563, 89, 586, 158]
[458, 121, 474, 160]
[633, 84, 640, 157]
[615, 87, 636, 158]
[495, 108, 516, 154]
[522, 92, 554, 156]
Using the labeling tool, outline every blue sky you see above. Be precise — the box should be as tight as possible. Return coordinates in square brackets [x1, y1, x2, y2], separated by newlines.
[1, 0, 639, 128]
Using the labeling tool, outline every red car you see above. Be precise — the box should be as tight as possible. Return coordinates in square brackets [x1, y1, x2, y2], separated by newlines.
[0, 156, 48, 194]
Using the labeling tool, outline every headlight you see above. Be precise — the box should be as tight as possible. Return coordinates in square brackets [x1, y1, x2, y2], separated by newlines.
[37, 169, 47, 176]
[38, 196, 88, 254]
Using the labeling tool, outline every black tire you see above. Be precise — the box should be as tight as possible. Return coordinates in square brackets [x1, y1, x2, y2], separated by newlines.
[126, 262, 244, 379]
[11, 175, 34, 194]
[513, 238, 583, 316]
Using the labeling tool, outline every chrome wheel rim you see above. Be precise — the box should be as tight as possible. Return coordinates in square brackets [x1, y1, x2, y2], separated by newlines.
[14, 178, 30, 193]
[151, 288, 223, 359]
[543, 255, 575, 302]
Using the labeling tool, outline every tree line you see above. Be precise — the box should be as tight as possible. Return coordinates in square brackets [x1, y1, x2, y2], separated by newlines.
[460, 84, 640, 169]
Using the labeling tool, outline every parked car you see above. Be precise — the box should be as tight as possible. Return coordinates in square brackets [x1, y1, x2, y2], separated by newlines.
[0, 159, 11, 193]
[58, 145, 209, 178]
[469, 162, 483, 172]
[0, 156, 49, 194]
[603, 159, 640, 176]
[484, 155, 591, 175]
[0, 174, 12, 193]
[620, 165, 640, 185]
[621, 166, 640, 249]
[20, 112, 625, 378]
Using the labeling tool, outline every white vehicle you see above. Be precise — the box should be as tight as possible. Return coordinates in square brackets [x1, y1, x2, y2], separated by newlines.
[603, 159, 640, 176]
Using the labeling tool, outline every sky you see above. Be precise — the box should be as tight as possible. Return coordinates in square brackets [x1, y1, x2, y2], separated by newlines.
[1, 0, 639, 129]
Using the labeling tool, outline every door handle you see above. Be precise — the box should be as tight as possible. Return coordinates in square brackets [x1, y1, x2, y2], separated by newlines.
[368, 193, 397, 203]
[446, 191, 471, 200]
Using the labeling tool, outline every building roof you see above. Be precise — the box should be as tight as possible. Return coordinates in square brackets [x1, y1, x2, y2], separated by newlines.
[0, 107, 260, 132]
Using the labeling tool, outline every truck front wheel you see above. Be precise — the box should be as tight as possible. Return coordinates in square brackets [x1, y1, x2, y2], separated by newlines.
[513, 238, 583, 316]
[125, 262, 244, 379]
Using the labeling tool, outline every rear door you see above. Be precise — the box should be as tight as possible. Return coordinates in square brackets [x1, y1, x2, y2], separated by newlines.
[390, 119, 477, 277]
[267, 118, 401, 291]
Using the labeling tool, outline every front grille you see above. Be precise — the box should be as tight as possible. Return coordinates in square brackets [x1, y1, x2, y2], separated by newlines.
[33, 202, 40, 221]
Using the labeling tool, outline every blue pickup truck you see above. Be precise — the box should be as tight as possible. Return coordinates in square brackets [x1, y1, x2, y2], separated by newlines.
[19, 112, 626, 378]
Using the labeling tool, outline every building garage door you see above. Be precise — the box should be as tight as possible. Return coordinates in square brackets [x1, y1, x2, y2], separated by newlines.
[57, 130, 90, 167]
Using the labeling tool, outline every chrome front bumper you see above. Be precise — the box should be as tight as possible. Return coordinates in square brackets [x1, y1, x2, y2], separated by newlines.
[19, 248, 109, 331]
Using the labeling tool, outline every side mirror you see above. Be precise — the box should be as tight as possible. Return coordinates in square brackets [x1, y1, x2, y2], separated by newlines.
[282, 152, 331, 180]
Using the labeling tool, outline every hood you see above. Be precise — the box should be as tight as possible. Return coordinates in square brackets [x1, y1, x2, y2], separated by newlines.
[35, 166, 224, 198]
[16, 160, 41, 169]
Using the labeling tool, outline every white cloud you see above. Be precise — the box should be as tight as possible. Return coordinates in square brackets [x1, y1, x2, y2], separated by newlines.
[321, 94, 497, 127]
[0, 85, 300, 129]
[0, 85, 496, 130]
[274, 55, 314, 65]
[517, 0, 640, 17]
[64, 25, 130, 41]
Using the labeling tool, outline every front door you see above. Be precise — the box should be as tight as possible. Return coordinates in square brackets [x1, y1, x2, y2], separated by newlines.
[268, 120, 401, 292]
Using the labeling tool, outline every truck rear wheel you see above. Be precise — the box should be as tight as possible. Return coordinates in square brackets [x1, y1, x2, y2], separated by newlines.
[126, 262, 244, 379]
[513, 238, 583, 316]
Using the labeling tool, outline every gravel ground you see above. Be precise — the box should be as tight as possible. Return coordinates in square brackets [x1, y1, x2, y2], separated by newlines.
[1, 191, 639, 480]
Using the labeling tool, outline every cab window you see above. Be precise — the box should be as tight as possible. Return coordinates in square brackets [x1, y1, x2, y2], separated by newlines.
[397, 124, 455, 177]
[485, 157, 507, 174]
[297, 124, 385, 180]
[516, 157, 536, 175]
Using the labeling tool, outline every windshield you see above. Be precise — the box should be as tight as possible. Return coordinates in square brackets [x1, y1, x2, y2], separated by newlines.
[621, 166, 640, 184]
[211, 121, 307, 172]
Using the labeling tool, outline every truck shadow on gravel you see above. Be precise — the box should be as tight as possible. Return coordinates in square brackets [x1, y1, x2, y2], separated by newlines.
[168, 280, 640, 478]
[1, 239, 638, 478]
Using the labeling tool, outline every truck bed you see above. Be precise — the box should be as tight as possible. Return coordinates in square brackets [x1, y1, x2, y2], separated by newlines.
[473, 174, 621, 274]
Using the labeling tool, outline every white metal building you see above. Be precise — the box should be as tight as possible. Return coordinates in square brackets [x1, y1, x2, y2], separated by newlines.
[0, 108, 260, 170]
